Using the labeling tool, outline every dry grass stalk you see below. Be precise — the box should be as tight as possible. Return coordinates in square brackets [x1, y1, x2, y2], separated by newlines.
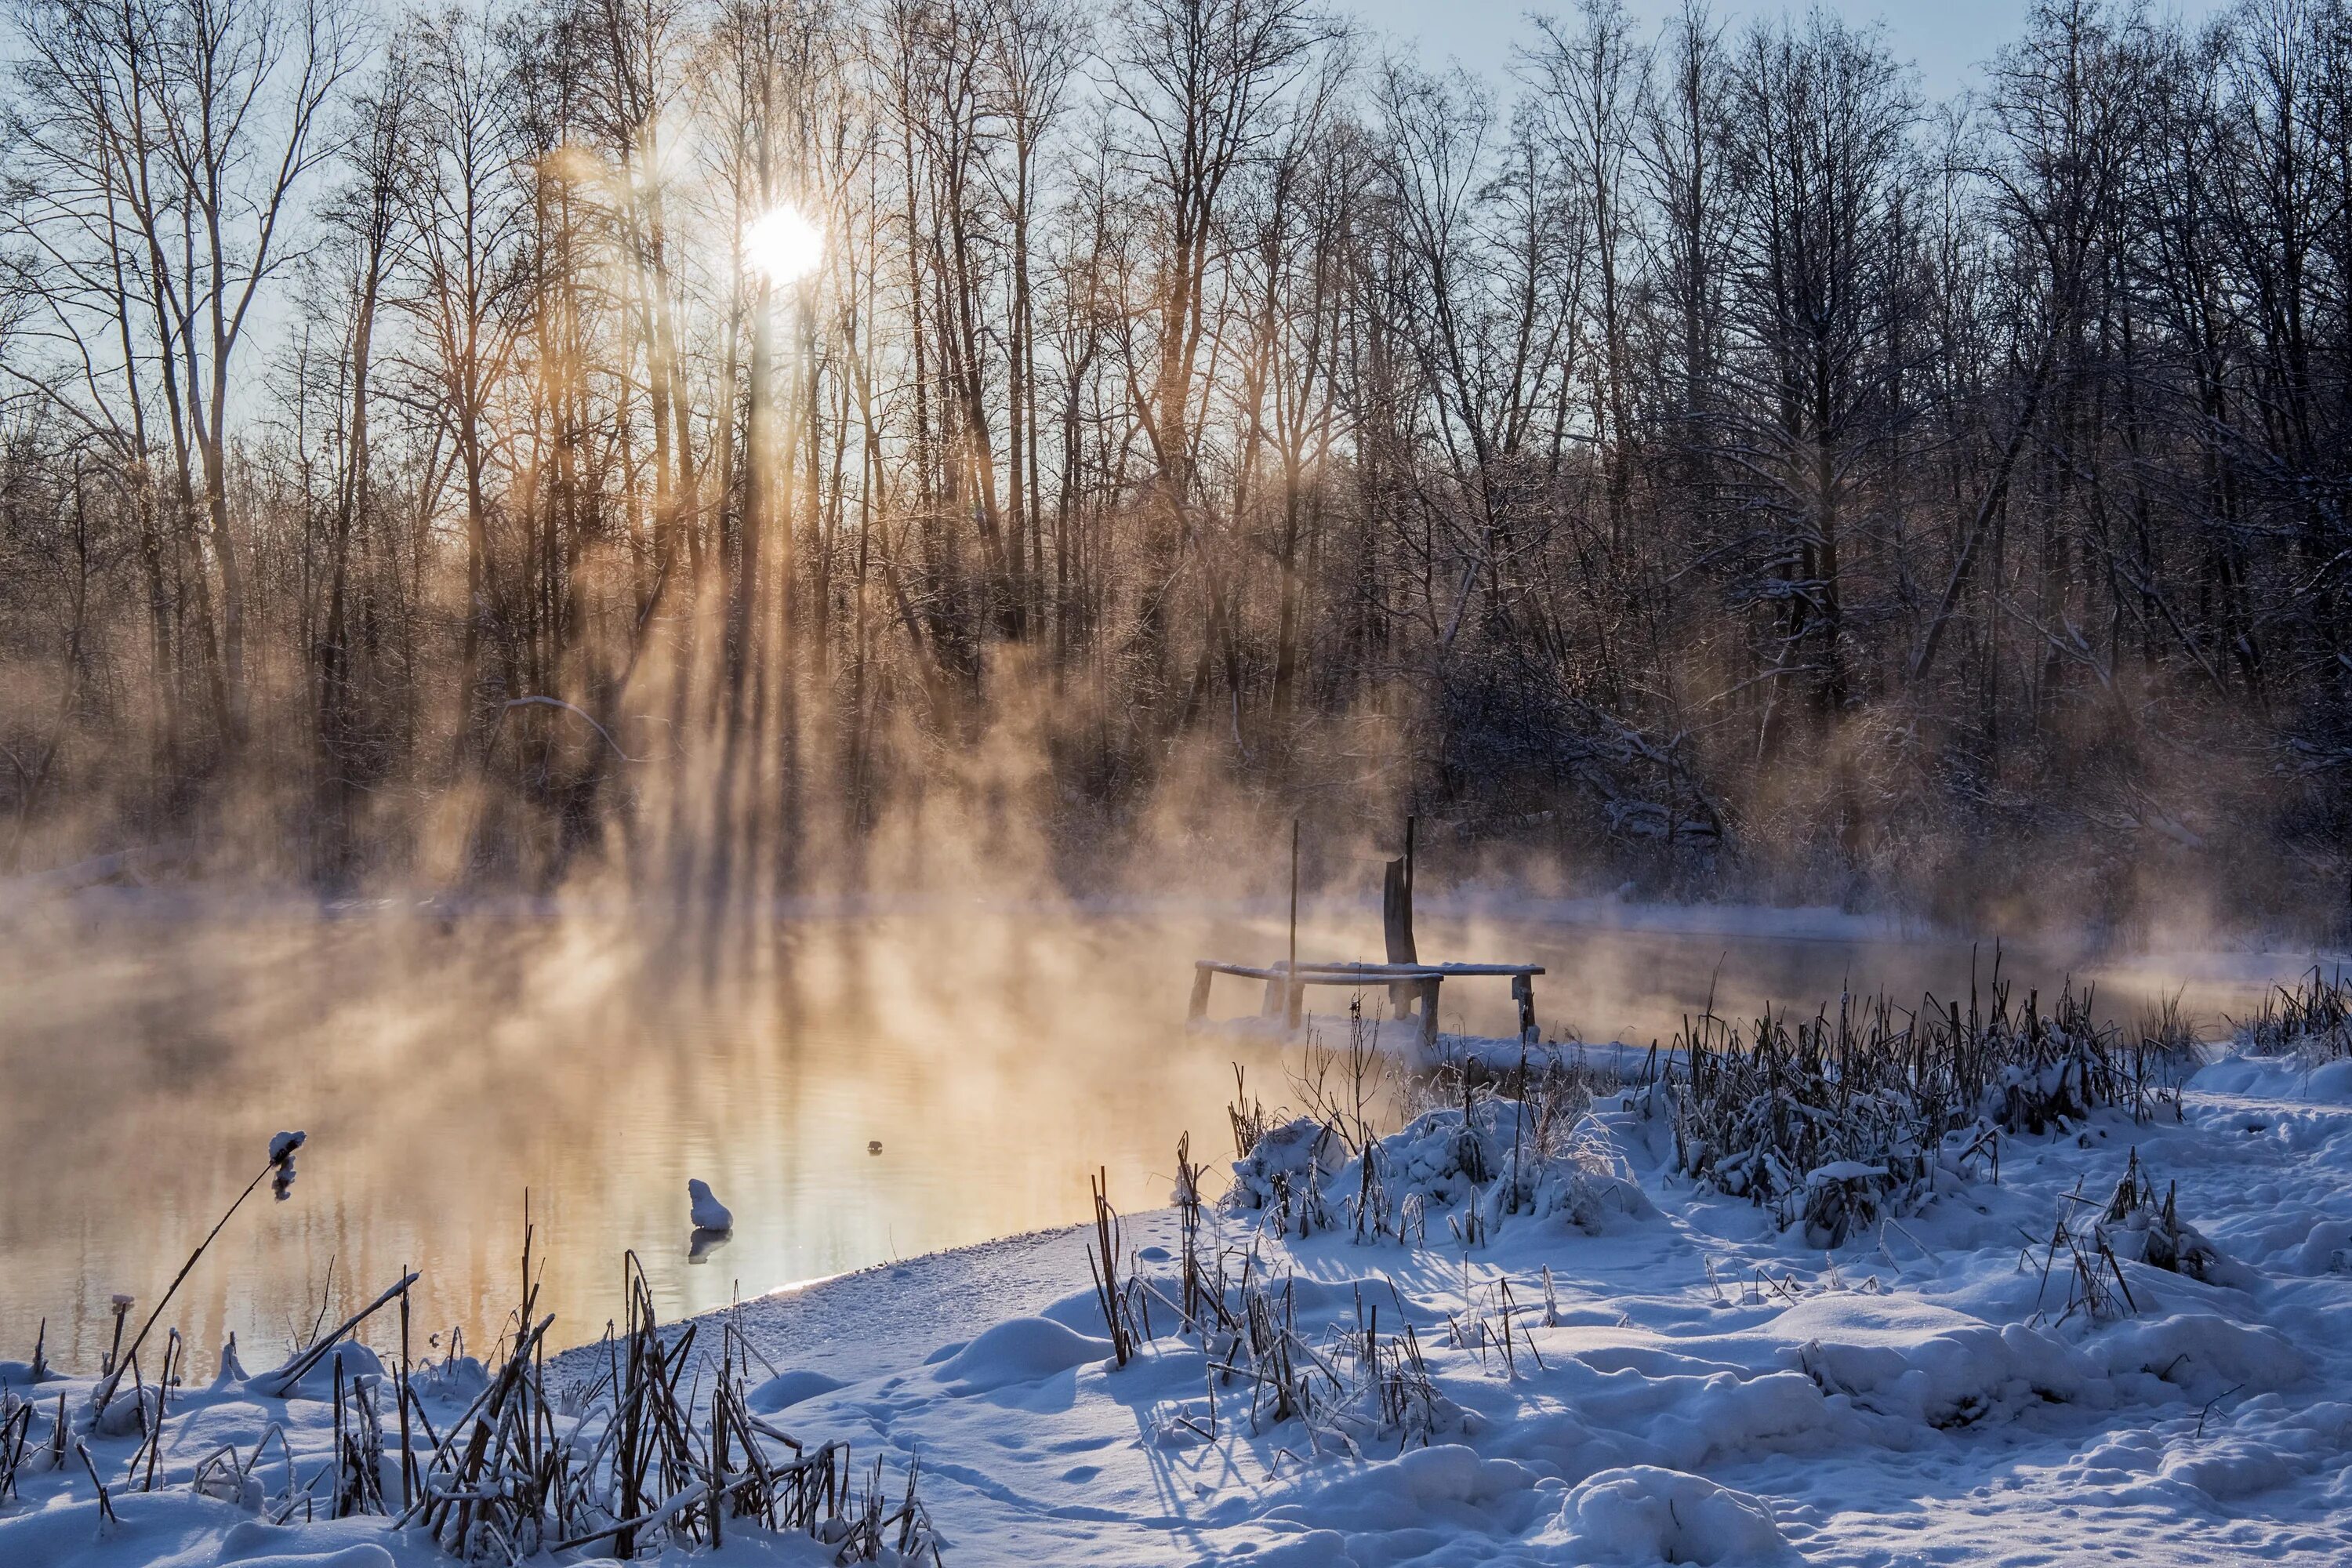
[90, 1132, 305, 1421]
[1088, 1169, 1137, 1367]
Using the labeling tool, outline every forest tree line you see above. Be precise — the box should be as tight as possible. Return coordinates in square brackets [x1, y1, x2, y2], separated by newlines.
[1, 0, 2347, 932]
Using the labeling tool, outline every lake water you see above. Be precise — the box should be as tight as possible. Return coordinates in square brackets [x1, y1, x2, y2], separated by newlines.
[0, 891, 2317, 1375]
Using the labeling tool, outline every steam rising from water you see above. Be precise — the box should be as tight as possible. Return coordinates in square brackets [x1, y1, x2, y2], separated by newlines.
[0, 888, 2320, 1374]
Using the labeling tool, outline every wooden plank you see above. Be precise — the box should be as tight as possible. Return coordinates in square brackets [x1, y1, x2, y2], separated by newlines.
[1278, 962, 1545, 980]
[1270, 971, 1521, 986]
[1194, 960, 1283, 979]
[1195, 964, 1543, 973]
[1189, 956, 1546, 1034]
[1190, 959, 1545, 982]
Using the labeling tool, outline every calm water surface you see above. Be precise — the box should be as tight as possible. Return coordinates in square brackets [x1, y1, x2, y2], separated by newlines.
[0, 892, 2312, 1374]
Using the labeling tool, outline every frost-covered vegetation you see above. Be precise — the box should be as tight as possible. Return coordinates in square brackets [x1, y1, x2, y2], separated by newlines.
[12, 967, 2352, 1564]
[1664, 971, 2199, 1247]
[2238, 971, 2352, 1066]
[0, 1147, 949, 1566]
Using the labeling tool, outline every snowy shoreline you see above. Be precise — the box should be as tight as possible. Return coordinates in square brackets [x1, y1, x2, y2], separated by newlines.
[10, 993, 2352, 1564]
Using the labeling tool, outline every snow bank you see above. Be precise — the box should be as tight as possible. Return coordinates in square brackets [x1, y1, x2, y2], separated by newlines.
[747, 1367, 844, 1411]
[2085, 1312, 2307, 1396]
[2194, 1053, 2352, 1102]
[1554, 1466, 1793, 1564]
[1773, 1294, 2085, 1427]
[931, 1316, 1110, 1394]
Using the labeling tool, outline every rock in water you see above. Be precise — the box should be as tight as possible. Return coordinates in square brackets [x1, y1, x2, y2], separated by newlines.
[688, 1178, 733, 1231]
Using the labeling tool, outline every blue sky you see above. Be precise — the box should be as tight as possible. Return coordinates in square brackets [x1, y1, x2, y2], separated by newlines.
[1343, 0, 2233, 100]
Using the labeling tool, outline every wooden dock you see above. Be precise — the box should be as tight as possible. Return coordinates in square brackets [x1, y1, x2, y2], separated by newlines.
[1188, 958, 1544, 1055]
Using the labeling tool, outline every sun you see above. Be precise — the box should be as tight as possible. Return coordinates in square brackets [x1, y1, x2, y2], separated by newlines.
[742, 203, 824, 287]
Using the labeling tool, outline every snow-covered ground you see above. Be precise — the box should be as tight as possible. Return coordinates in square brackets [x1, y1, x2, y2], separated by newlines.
[9, 1026, 2352, 1565]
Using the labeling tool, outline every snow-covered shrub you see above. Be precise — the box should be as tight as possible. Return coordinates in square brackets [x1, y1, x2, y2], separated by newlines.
[1343, 1140, 1396, 1241]
[2099, 1150, 2224, 1283]
[0, 1387, 36, 1499]
[1671, 978, 2180, 1239]
[188, 1442, 267, 1511]
[1229, 1116, 1343, 1236]
[1672, 1002, 1940, 1226]
[2130, 991, 2204, 1105]
[1989, 987, 2119, 1132]
[1229, 1065, 1275, 1160]
[1479, 1110, 1653, 1233]
[2236, 967, 2352, 1064]
[1798, 1162, 1894, 1249]
[1370, 1100, 1509, 1211]
[1227, 1276, 1465, 1448]
[415, 1350, 488, 1402]
[1364, 1322, 1458, 1445]
[1348, 1096, 1652, 1240]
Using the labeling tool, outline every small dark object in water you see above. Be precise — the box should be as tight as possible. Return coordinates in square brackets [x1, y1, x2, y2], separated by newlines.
[868, 1140, 884, 1155]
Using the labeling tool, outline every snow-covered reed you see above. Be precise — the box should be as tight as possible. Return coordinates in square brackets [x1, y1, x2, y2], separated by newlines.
[1, 1185, 950, 1564]
[2236, 967, 2352, 1063]
[1663, 966, 2197, 1245]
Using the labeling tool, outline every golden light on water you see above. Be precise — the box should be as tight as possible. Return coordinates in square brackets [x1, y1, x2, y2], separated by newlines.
[742, 203, 823, 286]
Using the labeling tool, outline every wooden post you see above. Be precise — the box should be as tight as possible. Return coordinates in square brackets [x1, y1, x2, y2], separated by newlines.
[1417, 975, 1441, 1058]
[1383, 815, 1419, 1018]
[1188, 965, 1214, 1022]
[1381, 861, 1410, 1018]
[1512, 971, 1537, 1044]
[1287, 821, 1302, 1029]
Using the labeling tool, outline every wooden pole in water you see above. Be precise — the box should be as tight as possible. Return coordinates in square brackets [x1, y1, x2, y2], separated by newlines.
[1385, 814, 1420, 1018]
[1287, 819, 1301, 1029]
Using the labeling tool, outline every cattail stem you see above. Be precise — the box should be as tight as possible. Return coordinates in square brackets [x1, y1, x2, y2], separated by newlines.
[92, 1156, 281, 1418]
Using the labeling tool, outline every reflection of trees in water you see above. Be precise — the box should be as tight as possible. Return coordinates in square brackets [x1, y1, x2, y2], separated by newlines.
[0, 909, 1277, 1377]
[0, 903, 2277, 1378]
